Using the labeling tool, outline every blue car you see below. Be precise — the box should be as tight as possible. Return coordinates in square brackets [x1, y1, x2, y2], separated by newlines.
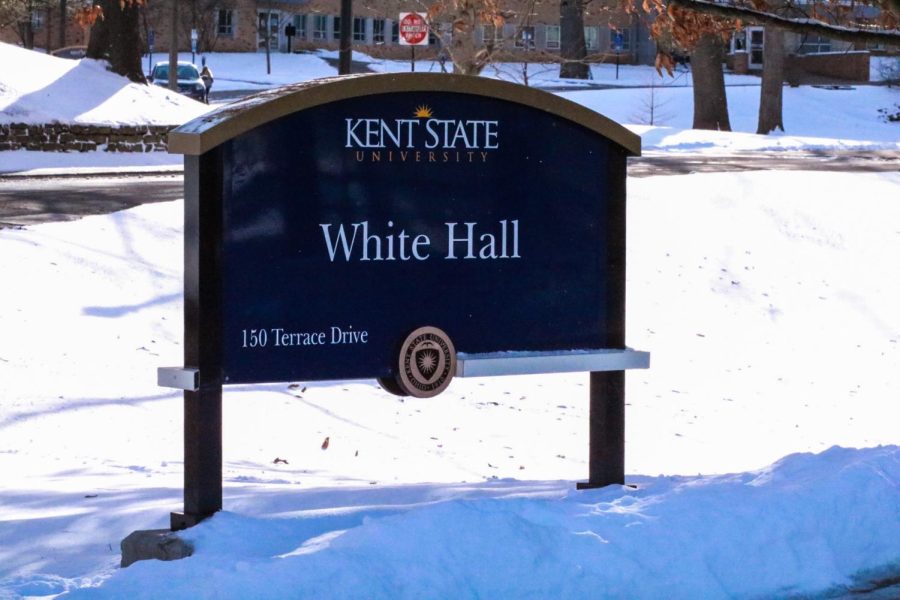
[148, 61, 206, 102]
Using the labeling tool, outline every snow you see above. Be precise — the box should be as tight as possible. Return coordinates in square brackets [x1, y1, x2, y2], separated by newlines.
[1, 41, 899, 599]
[0, 43, 210, 126]
[1, 168, 899, 597]
[0, 149, 182, 175]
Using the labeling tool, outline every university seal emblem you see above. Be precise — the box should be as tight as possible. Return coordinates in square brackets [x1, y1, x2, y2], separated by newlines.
[396, 326, 456, 398]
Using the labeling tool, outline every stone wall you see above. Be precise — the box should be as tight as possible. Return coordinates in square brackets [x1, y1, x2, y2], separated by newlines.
[0, 123, 172, 152]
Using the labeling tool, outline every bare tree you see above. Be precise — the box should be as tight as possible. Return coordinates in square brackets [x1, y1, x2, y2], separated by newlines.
[757, 25, 785, 134]
[426, 0, 511, 75]
[84, 0, 147, 82]
[559, 0, 589, 78]
[690, 33, 731, 130]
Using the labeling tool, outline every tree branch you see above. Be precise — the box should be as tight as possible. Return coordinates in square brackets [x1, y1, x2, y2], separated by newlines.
[667, 0, 900, 46]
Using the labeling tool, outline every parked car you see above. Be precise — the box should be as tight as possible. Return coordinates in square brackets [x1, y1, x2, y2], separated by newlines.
[148, 61, 206, 102]
[50, 46, 88, 60]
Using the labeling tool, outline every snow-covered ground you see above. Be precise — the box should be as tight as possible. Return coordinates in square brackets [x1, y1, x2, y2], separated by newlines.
[0, 42, 899, 599]
[1, 168, 899, 598]
[1, 44, 898, 175]
[0, 44, 210, 127]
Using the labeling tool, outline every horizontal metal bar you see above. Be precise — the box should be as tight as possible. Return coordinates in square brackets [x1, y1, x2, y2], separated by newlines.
[157, 367, 200, 391]
[455, 348, 650, 378]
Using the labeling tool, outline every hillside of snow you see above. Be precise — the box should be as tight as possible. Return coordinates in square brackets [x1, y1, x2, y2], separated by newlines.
[0, 42, 210, 126]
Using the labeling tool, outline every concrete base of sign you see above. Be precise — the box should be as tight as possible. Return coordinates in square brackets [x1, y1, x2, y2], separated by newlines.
[120, 529, 193, 568]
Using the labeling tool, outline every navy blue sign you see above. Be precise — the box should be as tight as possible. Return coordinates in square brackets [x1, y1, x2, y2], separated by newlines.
[215, 90, 625, 384]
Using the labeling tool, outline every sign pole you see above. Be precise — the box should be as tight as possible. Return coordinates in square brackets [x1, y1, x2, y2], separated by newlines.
[171, 154, 224, 531]
[339, 0, 352, 75]
[411, 46, 415, 72]
[578, 146, 627, 489]
[577, 371, 625, 488]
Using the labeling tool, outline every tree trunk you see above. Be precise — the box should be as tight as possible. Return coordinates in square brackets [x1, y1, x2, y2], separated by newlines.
[107, 0, 146, 82]
[87, 0, 146, 83]
[18, 20, 35, 49]
[757, 26, 785, 134]
[559, 0, 589, 79]
[690, 33, 731, 131]
[442, 0, 494, 75]
[86, 9, 109, 59]
[59, 0, 67, 48]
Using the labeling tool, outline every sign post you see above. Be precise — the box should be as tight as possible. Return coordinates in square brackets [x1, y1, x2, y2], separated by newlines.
[285, 23, 296, 54]
[398, 12, 429, 72]
[612, 32, 624, 80]
[162, 73, 646, 529]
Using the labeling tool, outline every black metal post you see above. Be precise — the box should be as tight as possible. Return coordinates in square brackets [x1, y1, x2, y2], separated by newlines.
[577, 371, 625, 488]
[411, 46, 415, 72]
[171, 153, 224, 531]
[339, 0, 352, 75]
[578, 147, 628, 490]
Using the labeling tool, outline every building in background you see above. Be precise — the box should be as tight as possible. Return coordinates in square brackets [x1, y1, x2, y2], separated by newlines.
[1, 0, 888, 82]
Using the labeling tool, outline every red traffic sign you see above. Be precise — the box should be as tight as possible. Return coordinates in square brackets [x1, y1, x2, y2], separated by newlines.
[398, 12, 429, 46]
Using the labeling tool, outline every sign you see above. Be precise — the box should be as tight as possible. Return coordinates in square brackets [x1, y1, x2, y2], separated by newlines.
[398, 12, 429, 46]
[148, 29, 155, 51]
[169, 75, 641, 388]
[163, 75, 645, 525]
[211, 93, 627, 385]
[612, 32, 624, 51]
[191, 28, 198, 42]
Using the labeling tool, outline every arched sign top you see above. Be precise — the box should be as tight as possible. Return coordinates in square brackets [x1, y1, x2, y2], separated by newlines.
[168, 73, 641, 157]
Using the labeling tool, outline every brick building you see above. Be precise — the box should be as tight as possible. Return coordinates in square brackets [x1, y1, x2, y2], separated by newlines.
[2, 1, 889, 81]
[1, 0, 654, 65]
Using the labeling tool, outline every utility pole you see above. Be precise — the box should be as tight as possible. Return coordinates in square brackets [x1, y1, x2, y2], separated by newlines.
[168, 0, 178, 91]
[339, 0, 351, 74]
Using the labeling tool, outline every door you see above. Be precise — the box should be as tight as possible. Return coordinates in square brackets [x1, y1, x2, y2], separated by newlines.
[748, 27, 764, 69]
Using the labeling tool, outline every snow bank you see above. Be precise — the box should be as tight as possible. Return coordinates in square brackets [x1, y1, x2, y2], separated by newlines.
[42, 446, 900, 599]
[563, 85, 900, 150]
[0, 42, 210, 126]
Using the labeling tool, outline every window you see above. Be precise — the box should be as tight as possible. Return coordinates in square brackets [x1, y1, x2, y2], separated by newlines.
[391, 21, 399, 44]
[293, 15, 306, 39]
[373, 19, 385, 43]
[798, 33, 832, 54]
[353, 17, 366, 42]
[312, 15, 327, 40]
[482, 24, 502, 46]
[258, 11, 279, 50]
[545, 25, 560, 50]
[731, 30, 746, 52]
[429, 29, 438, 45]
[749, 28, 764, 66]
[515, 26, 535, 50]
[584, 27, 599, 51]
[333, 16, 341, 40]
[31, 10, 44, 29]
[217, 9, 234, 37]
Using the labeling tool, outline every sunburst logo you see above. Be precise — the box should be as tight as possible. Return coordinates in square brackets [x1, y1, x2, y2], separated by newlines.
[414, 105, 433, 118]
